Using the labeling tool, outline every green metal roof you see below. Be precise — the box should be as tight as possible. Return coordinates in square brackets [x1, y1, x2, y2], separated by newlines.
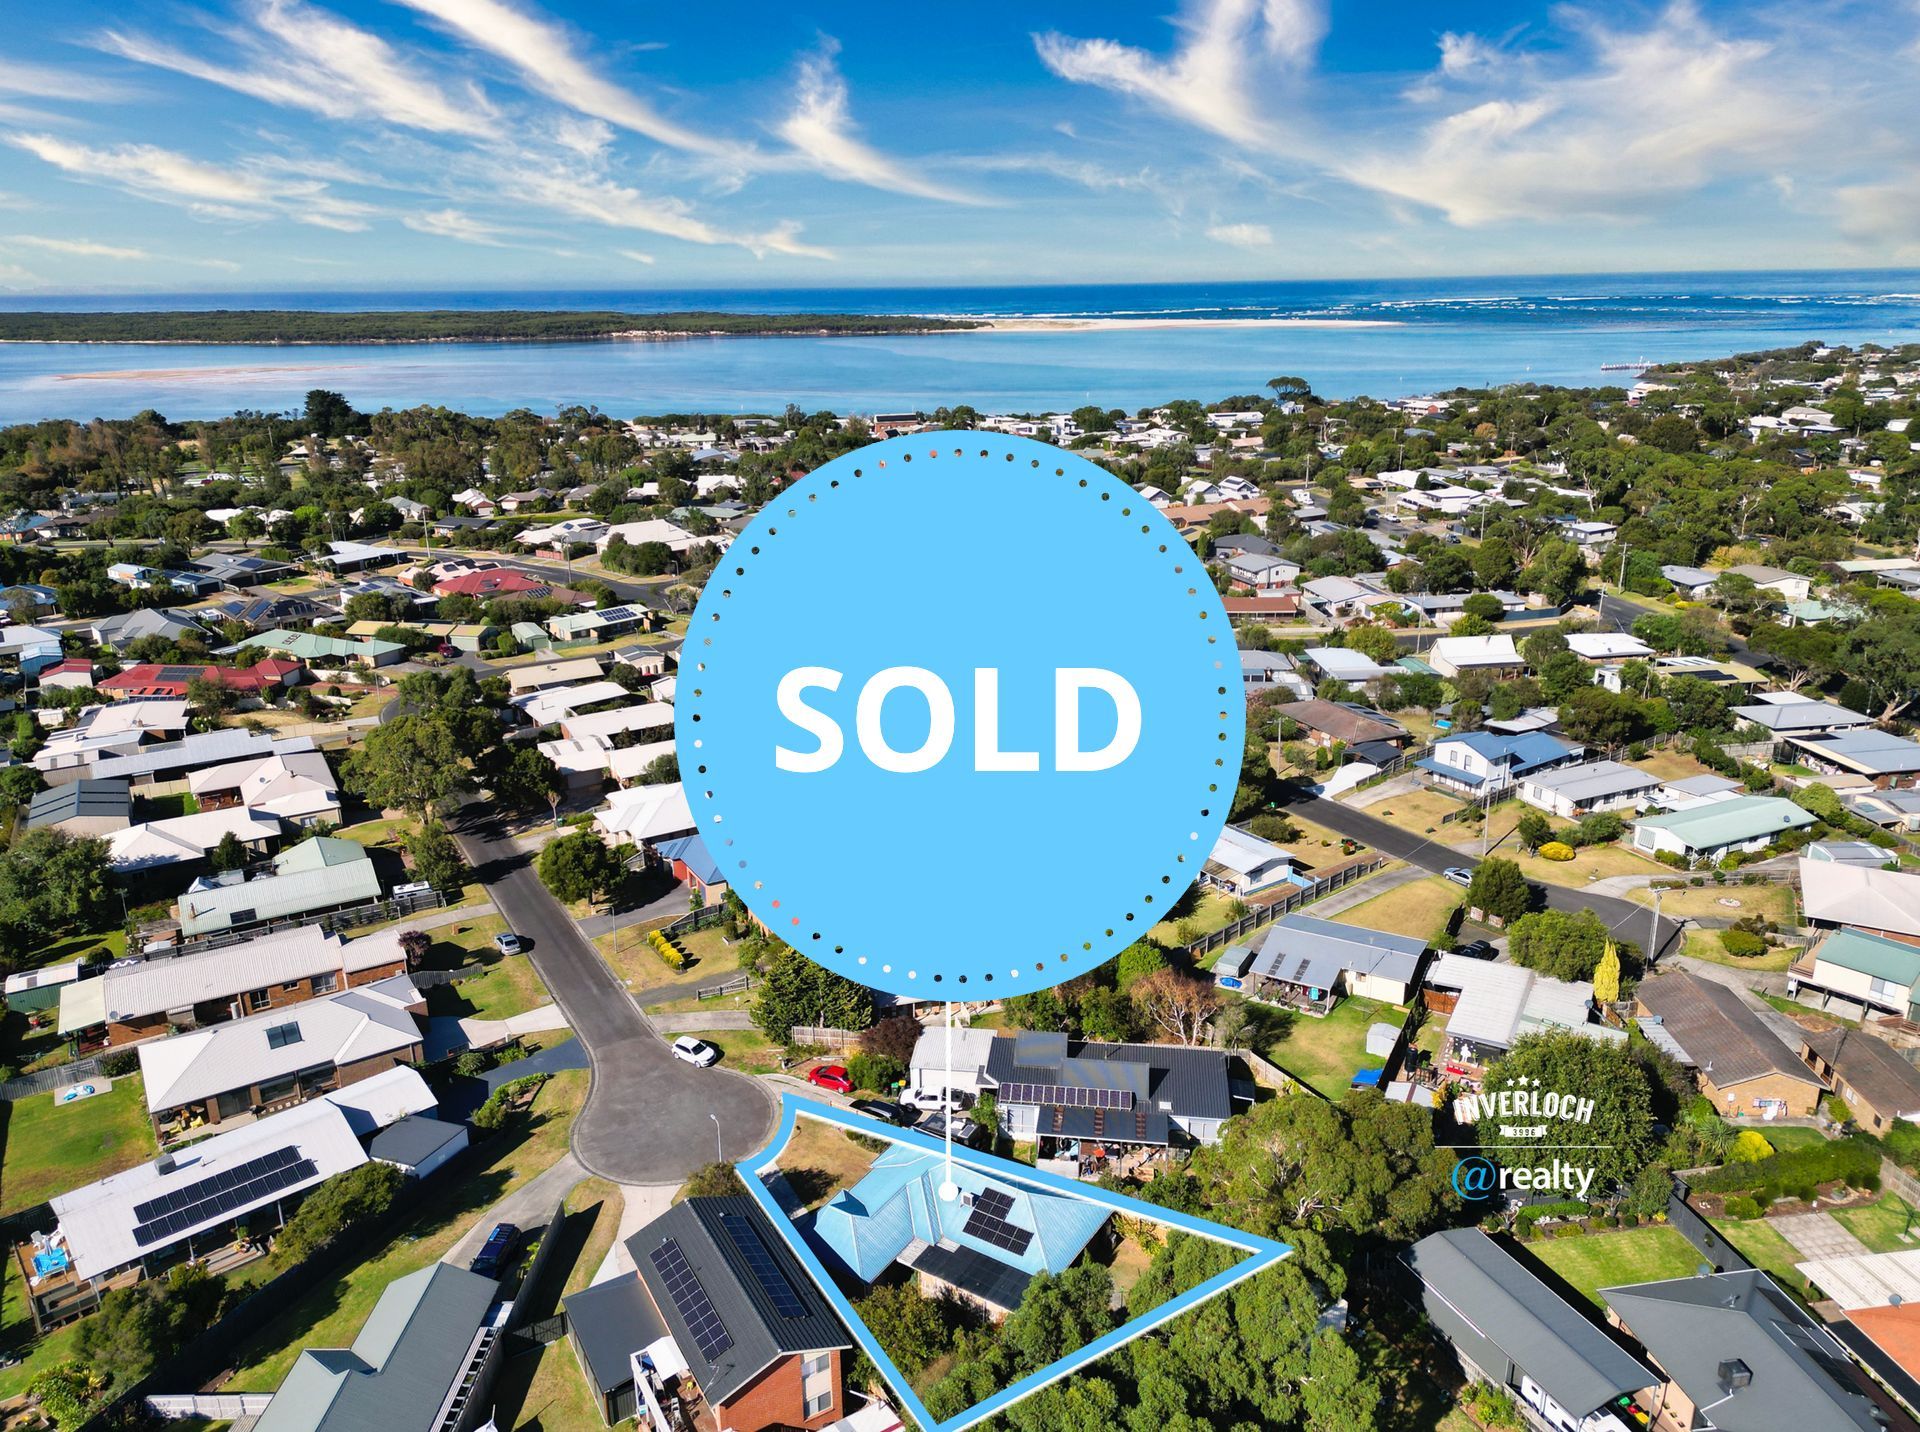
[1631, 795, 1816, 850]
[1812, 927, 1920, 986]
[276, 835, 372, 872]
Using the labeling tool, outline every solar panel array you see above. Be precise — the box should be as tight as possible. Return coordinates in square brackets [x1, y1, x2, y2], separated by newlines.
[962, 1190, 1034, 1257]
[998, 1081, 1132, 1110]
[717, 1212, 809, 1318]
[130, 1146, 317, 1247]
[649, 1238, 733, 1362]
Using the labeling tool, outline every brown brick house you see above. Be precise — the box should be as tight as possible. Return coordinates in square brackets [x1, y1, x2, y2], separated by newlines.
[57, 926, 411, 1049]
[1634, 971, 1827, 1117]
[1800, 1026, 1920, 1134]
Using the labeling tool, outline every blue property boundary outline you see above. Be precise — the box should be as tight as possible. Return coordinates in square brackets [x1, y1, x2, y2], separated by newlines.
[738, 1093, 1292, 1432]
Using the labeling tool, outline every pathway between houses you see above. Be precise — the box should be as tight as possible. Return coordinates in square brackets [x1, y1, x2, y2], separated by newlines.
[1769, 1210, 1871, 1261]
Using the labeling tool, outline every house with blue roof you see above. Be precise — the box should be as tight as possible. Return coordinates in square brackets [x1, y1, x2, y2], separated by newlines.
[654, 832, 728, 904]
[1420, 729, 1583, 798]
[804, 1143, 1111, 1315]
[1213, 912, 1428, 1012]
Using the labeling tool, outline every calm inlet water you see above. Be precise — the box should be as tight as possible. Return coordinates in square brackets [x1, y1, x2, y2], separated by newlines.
[1, 271, 1917, 423]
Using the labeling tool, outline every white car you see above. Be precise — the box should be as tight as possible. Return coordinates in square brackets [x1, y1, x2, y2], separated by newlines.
[901, 1085, 972, 1112]
[671, 1036, 719, 1067]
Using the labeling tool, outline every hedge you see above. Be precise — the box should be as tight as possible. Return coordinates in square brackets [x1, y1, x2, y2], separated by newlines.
[1691, 1136, 1881, 1195]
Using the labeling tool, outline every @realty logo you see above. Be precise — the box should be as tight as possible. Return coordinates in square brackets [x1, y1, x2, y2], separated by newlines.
[1450, 1076, 1601, 1201]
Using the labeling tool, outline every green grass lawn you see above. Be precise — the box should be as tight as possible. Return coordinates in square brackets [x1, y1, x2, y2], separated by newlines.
[1833, 1195, 1919, 1253]
[16, 927, 126, 972]
[1683, 928, 1798, 971]
[1, 1074, 157, 1217]
[1265, 996, 1403, 1098]
[1149, 889, 1247, 947]
[1628, 883, 1796, 924]
[1330, 876, 1460, 939]
[137, 791, 199, 820]
[1750, 1125, 1829, 1152]
[681, 1028, 783, 1075]
[1720, 1218, 1809, 1293]
[222, 1070, 588, 1392]
[1526, 1224, 1704, 1307]
[426, 955, 550, 1023]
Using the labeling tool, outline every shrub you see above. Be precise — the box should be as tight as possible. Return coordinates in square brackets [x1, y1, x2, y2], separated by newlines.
[648, 929, 689, 970]
[1691, 1135, 1880, 1195]
[1728, 1130, 1775, 1162]
[1719, 929, 1768, 959]
[845, 1052, 904, 1094]
[1538, 841, 1576, 862]
[1724, 1195, 1762, 1220]
[1827, 1096, 1853, 1125]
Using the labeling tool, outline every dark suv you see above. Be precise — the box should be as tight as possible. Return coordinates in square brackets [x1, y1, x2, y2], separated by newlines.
[470, 1222, 521, 1280]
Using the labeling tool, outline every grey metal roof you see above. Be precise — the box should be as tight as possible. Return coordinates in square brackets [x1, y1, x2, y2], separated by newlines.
[983, 1037, 1233, 1124]
[252, 1263, 498, 1432]
[366, 1115, 465, 1167]
[90, 730, 309, 781]
[564, 1270, 668, 1394]
[628, 1196, 849, 1408]
[1407, 1229, 1656, 1419]
[1602, 1271, 1883, 1432]
[1248, 913, 1425, 988]
[26, 778, 130, 828]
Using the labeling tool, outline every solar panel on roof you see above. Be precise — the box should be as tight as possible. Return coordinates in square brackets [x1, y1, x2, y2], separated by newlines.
[972, 1189, 1015, 1221]
[961, 1202, 1034, 1257]
[717, 1212, 809, 1318]
[649, 1238, 732, 1362]
[129, 1146, 316, 1249]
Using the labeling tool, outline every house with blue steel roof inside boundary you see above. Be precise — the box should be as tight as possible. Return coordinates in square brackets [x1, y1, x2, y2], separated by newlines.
[803, 1143, 1112, 1318]
[1211, 912, 1429, 1014]
[1419, 729, 1584, 798]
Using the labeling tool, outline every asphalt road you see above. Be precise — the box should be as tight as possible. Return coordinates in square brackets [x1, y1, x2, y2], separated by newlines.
[1295, 793, 1685, 960]
[450, 803, 774, 1185]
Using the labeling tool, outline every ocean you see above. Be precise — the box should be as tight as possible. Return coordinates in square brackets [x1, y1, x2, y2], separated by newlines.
[1, 270, 1917, 425]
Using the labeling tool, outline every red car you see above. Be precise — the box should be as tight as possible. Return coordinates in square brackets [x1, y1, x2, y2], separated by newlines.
[806, 1064, 853, 1094]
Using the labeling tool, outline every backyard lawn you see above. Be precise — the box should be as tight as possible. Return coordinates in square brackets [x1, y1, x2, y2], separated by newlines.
[221, 1070, 589, 1392]
[415, 915, 550, 1020]
[776, 1114, 884, 1210]
[1720, 1217, 1809, 1294]
[1265, 996, 1404, 1098]
[1150, 889, 1247, 947]
[1628, 883, 1796, 924]
[1833, 1194, 1919, 1253]
[1, 1074, 157, 1218]
[1634, 749, 1720, 782]
[1526, 1224, 1703, 1307]
[1330, 876, 1460, 940]
[1681, 928, 1798, 972]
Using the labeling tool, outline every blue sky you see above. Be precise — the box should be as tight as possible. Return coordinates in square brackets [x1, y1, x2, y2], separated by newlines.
[0, 0, 1917, 292]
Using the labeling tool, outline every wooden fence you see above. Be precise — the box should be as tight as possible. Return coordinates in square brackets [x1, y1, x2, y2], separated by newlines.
[1180, 856, 1388, 961]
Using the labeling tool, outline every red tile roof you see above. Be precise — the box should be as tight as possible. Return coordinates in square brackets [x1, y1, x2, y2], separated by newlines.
[98, 661, 301, 696]
[433, 570, 549, 598]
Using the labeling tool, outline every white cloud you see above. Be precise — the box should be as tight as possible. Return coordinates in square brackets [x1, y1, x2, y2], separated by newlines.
[1035, 0, 1321, 149]
[1438, 32, 1499, 78]
[1834, 170, 1920, 259]
[617, 248, 656, 265]
[0, 61, 138, 101]
[393, 0, 746, 161]
[1206, 221, 1273, 247]
[777, 41, 983, 204]
[501, 167, 831, 259]
[402, 208, 513, 245]
[1342, 4, 1815, 225]
[5, 234, 150, 259]
[96, 0, 497, 137]
[5, 132, 375, 231]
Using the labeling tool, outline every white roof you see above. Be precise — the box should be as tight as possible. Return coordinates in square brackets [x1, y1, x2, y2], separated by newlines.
[1429, 634, 1520, 666]
[1305, 647, 1399, 680]
[51, 1096, 372, 1280]
[1208, 826, 1299, 879]
[139, 974, 422, 1113]
[1799, 859, 1920, 939]
[1796, 1248, 1920, 1311]
[561, 702, 673, 744]
[908, 1027, 999, 1082]
[107, 807, 283, 870]
[319, 1064, 438, 1136]
[6, 960, 81, 995]
[1428, 954, 1617, 1050]
[76, 700, 191, 738]
[186, 751, 339, 823]
[607, 739, 678, 782]
[537, 735, 616, 776]
[63, 926, 407, 1032]
[514, 680, 630, 726]
[1520, 759, 1661, 803]
[321, 540, 402, 566]
[1565, 632, 1653, 661]
[596, 518, 698, 552]
[595, 781, 693, 843]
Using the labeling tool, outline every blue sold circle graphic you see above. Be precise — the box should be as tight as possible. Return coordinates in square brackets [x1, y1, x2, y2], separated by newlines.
[1452, 1157, 1499, 1201]
[678, 433, 1243, 998]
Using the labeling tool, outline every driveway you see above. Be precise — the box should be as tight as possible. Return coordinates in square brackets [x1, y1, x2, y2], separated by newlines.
[1298, 794, 1684, 959]
[451, 804, 775, 1185]
[440, 1150, 585, 1268]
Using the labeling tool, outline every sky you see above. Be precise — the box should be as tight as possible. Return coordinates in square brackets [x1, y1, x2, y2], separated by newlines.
[0, 0, 1918, 292]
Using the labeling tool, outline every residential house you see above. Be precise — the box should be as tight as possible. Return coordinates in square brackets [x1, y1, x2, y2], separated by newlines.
[1202, 826, 1308, 897]
[1300, 575, 1384, 622]
[33, 658, 97, 692]
[250, 1264, 500, 1432]
[1239, 650, 1306, 694]
[563, 1196, 851, 1432]
[235, 630, 407, 668]
[980, 1031, 1233, 1152]
[316, 540, 403, 572]
[138, 974, 425, 1138]
[193, 552, 296, 588]
[432, 568, 591, 605]
[98, 660, 302, 700]
[34, 698, 193, 777]
[1846, 788, 1920, 834]
[106, 806, 282, 872]
[1225, 551, 1300, 590]
[1223, 591, 1303, 621]
[1426, 634, 1524, 679]
[1731, 693, 1875, 739]
[1214, 914, 1427, 1009]
[200, 593, 327, 631]
[177, 834, 385, 938]
[1787, 928, 1920, 1021]
[1420, 730, 1583, 798]
[25, 779, 131, 837]
[1804, 841, 1898, 869]
[504, 655, 605, 696]
[1633, 971, 1826, 1117]
[1565, 632, 1654, 664]
[20, 1068, 435, 1331]
[187, 748, 340, 827]
[595, 781, 695, 847]
[1653, 773, 1744, 809]
[1517, 759, 1662, 819]
[594, 518, 702, 555]
[1275, 699, 1409, 755]
[90, 730, 311, 790]
[1628, 796, 1815, 867]
[1406, 1229, 1657, 1432]
[1660, 565, 1720, 601]
[1785, 728, 1920, 789]
[1301, 647, 1401, 685]
[1603, 1271, 1885, 1431]
[58, 925, 413, 1047]
[807, 1142, 1109, 1316]
[652, 833, 728, 906]
[1423, 954, 1622, 1074]
[1801, 1027, 1920, 1135]
[1798, 860, 1920, 946]
[562, 701, 674, 746]
[513, 680, 631, 727]
[89, 607, 211, 651]
[547, 604, 659, 643]
[1793, 1249, 1920, 1402]
[1727, 564, 1814, 601]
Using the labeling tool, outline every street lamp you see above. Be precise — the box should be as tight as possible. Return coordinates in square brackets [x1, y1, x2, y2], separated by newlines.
[709, 1113, 722, 1164]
